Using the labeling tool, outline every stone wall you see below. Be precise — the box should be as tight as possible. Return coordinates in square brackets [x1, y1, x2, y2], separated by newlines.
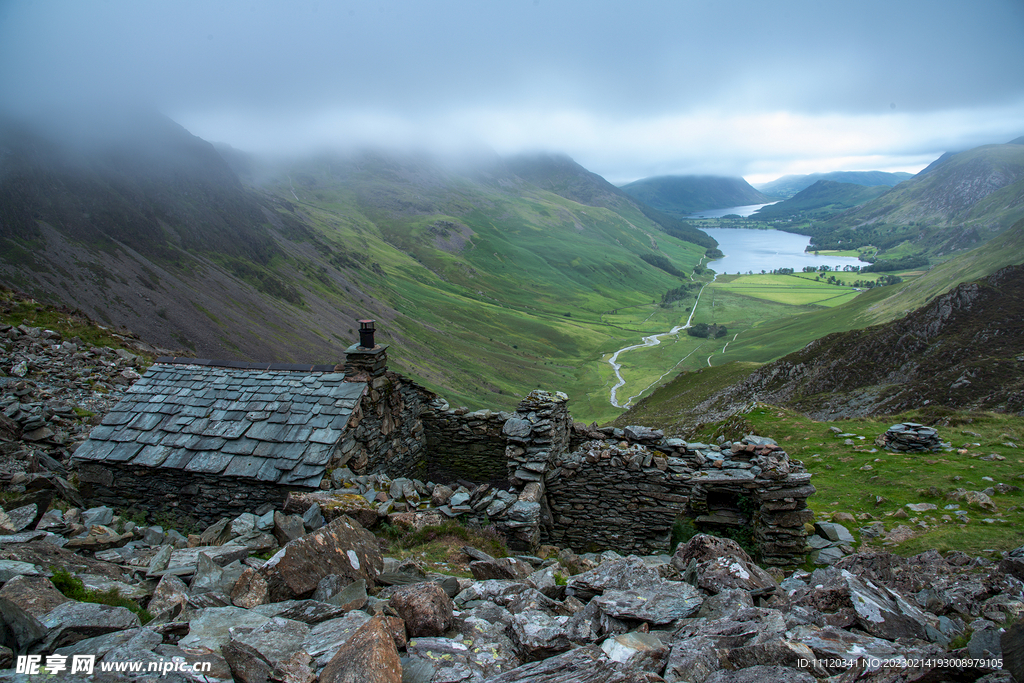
[421, 400, 511, 482]
[344, 373, 434, 477]
[541, 434, 814, 564]
[76, 461, 308, 526]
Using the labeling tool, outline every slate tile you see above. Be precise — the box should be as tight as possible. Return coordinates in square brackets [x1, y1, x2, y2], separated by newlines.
[110, 428, 143, 443]
[278, 463, 327, 486]
[223, 456, 266, 479]
[302, 443, 336, 466]
[134, 429, 167, 445]
[286, 412, 312, 426]
[246, 422, 285, 442]
[188, 436, 226, 451]
[281, 425, 313, 442]
[160, 450, 195, 469]
[309, 428, 341, 445]
[85, 425, 116, 441]
[161, 433, 197, 449]
[184, 451, 234, 474]
[329, 414, 352, 430]
[127, 412, 165, 431]
[222, 438, 260, 455]
[184, 418, 211, 435]
[224, 411, 247, 420]
[271, 441, 308, 461]
[100, 412, 133, 426]
[267, 413, 289, 424]
[201, 421, 250, 439]
[179, 405, 210, 418]
[73, 440, 117, 461]
[256, 459, 284, 482]
[107, 442, 144, 462]
[156, 404, 182, 415]
[133, 445, 173, 467]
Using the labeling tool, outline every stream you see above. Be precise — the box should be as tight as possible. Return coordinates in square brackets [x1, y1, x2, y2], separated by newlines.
[607, 274, 716, 408]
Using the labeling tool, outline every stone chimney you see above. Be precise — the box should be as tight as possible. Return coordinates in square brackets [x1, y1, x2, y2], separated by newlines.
[344, 319, 388, 379]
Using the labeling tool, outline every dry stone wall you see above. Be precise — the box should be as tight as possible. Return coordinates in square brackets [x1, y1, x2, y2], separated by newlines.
[345, 373, 434, 477]
[420, 400, 511, 482]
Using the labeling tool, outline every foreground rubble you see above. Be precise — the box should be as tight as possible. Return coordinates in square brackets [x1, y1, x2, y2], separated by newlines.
[0, 496, 1021, 682]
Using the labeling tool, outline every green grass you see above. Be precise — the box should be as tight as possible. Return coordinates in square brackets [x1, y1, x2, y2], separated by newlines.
[682, 404, 1024, 556]
[50, 568, 153, 624]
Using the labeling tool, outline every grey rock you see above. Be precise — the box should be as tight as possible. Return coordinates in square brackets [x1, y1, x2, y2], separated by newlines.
[508, 609, 571, 661]
[81, 506, 114, 528]
[40, 601, 141, 650]
[176, 606, 271, 654]
[594, 583, 703, 625]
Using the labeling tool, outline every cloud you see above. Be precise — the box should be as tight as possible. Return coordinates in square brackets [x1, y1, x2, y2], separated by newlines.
[2, 0, 1023, 182]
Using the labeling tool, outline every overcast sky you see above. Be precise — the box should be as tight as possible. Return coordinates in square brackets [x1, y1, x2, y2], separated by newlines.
[2, 0, 1022, 185]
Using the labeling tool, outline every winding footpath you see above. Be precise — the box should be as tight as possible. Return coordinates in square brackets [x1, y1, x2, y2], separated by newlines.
[608, 274, 716, 408]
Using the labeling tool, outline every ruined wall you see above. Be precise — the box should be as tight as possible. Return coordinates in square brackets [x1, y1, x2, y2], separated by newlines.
[421, 401, 511, 482]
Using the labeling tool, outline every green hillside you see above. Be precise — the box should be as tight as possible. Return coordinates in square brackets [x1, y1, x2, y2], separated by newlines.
[752, 180, 890, 222]
[619, 175, 769, 218]
[0, 113, 714, 422]
[800, 143, 1024, 258]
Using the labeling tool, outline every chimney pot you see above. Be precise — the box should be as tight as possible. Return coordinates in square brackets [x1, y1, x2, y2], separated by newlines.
[358, 319, 376, 349]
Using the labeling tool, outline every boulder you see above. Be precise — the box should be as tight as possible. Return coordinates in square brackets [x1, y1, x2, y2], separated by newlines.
[0, 574, 70, 617]
[470, 557, 533, 581]
[388, 581, 454, 637]
[480, 644, 665, 682]
[222, 617, 315, 683]
[508, 609, 572, 662]
[594, 584, 703, 625]
[39, 601, 141, 650]
[257, 516, 382, 602]
[318, 615, 402, 683]
[566, 556, 661, 601]
[302, 611, 372, 669]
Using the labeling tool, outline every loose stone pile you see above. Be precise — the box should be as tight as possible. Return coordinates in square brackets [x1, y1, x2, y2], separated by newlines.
[0, 496, 1021, 683]
[875, 422, 944, 452]
[0, 322, 152, 483]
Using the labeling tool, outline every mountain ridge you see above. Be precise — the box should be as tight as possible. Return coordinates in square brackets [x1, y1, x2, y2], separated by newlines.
[618, 175, 769, 218]
[754, 170, 912, 198]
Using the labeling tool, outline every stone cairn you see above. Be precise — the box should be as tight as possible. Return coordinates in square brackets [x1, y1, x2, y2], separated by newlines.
[876, 422, 943, 452]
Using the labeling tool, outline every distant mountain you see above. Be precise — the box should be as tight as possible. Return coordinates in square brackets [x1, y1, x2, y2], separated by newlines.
[618, 175, 769, 218]
[755, 171, 912, 199]
[0, 110, 713, 415]
[751, 180, 890, 222]
[507, 154, 717, 249]
[802, 141, 1024, 258]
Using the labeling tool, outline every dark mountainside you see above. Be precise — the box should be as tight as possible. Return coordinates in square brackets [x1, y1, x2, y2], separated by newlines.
[751, 180, 891, 222]
[799, 142, 1024, 257]
[618, 175, 769, 218]
[755, 170, 913, 199]
[681, 261, 1024, 424]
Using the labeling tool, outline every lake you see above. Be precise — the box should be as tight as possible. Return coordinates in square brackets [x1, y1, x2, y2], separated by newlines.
[701, 227, 864, 274]
[686, 202, 778, 219]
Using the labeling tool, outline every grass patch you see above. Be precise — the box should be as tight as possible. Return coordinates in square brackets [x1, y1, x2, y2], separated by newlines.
[682, 404, 1024, 557]
[377, 520, 509, 576]
[50, 568, 153, 624]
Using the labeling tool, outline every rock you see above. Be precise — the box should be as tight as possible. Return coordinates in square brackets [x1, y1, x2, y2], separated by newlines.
[600, 630, 668, 672]
[177, 606, 270, 654]
[0, 595, 47, 650]
[272, 511, 306, 546]
[705, 665, 816, 683]
[315, 577, 367, 611]
[813, 522, 855, 544]
[199, 518, 233, 546]
[319, 615, 402, 683]
[222, 616, 314, 683]
[257, 516, 382, 602]
[480, 644, 664, 682]
[388, 581, 454, 637]
[302, 611, 372, 669]
[40, 601, 141, 650]
[81, 506, 114, 528]
[0, 574, 69, 616]
[252, 600, 349, 625]
[470, 557, 533, 580]
[508, 609, 571, 661]
[147, 574, 189, 620]
[594, 583, 703, 625]
[302, 503, 325, 531]
[567, 556, 661, 601]
[229, 513, 258, 537]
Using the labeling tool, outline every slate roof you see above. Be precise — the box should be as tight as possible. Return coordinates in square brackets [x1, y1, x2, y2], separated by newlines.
[73, 359, 366, 487]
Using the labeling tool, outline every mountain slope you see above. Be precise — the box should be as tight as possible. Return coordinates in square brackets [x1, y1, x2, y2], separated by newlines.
[755, 171, 912, 199]
[0, 111, 710, 418]
[618, 175, 769, 218]
[751, 180, 890, 222]
[687, 262, 1024, 422]
[802, 142, 1024, 257]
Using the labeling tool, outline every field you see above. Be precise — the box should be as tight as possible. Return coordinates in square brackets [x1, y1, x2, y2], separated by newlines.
[685, 405, 1024, 557]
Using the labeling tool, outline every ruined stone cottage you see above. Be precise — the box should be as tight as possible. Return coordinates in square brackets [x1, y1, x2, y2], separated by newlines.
[73, 323, 814, 564]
